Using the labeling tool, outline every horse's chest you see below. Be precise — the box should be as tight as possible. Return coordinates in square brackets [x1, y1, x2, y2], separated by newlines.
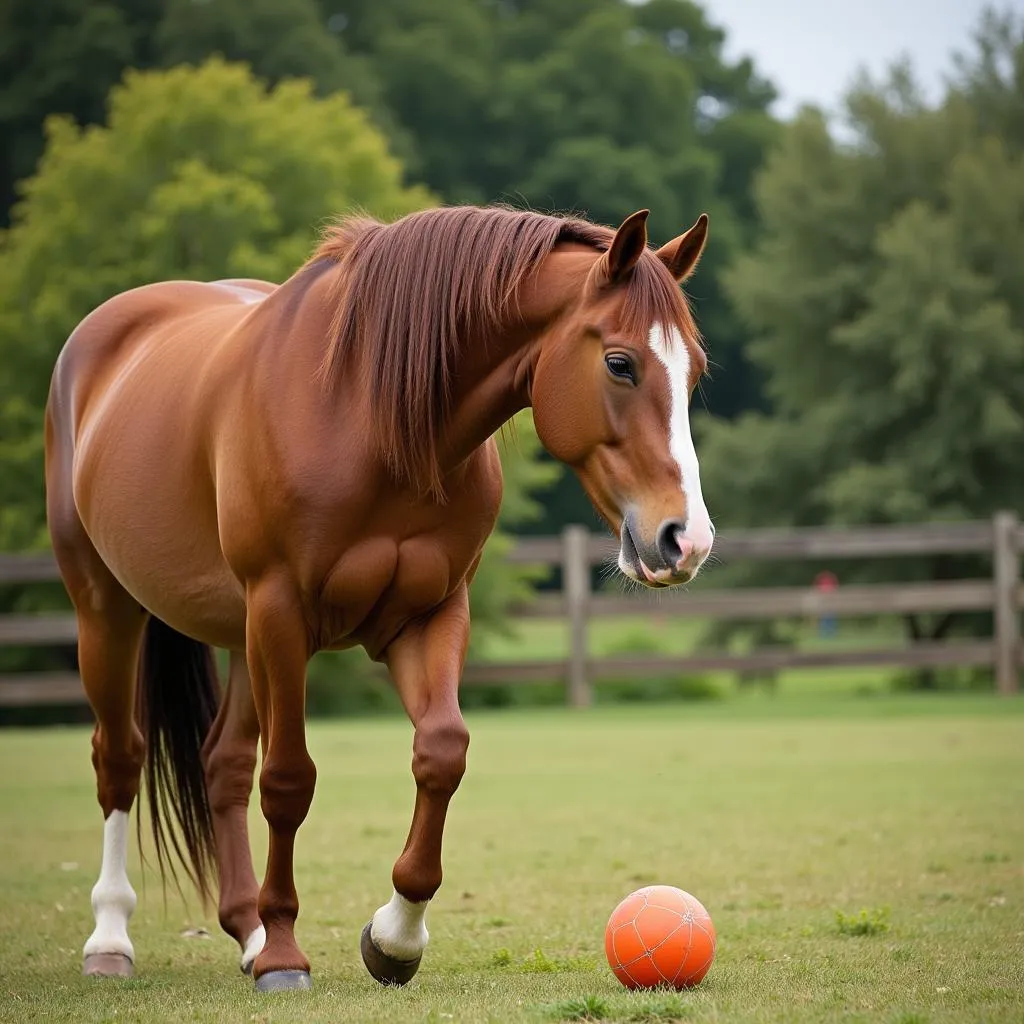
[317, 488, 499, 657]
[315, 530, 473, 655]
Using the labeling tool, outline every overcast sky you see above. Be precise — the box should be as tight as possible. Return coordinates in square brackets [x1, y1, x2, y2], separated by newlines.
[703, 0, 1024, 119]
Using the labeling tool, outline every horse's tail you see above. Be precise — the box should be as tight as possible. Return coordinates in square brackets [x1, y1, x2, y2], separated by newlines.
[137, 616, 220, 905]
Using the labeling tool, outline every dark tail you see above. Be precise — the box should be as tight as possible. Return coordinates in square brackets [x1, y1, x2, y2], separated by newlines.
[137, 617, 220, 905]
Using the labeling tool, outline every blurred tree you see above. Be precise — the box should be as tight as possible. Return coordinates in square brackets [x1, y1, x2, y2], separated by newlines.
[0, 0, 163, 224]
[317, 0, 778, 530]
[467, 413, 561, 652]
[696, 12, 1024, 676]
[2, 1, 781, 534]
[0, 0, 405, 226]
[329, 0, 777, 421]
[0, 58, 431, 417]
[0, 59, 563, 672]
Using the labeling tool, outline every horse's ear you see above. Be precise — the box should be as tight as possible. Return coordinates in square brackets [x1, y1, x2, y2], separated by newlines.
[655, 213, 709, 282]
[592, 209, 650, 289]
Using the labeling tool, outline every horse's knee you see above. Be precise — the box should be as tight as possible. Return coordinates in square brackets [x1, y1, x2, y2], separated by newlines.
[259, 754, 316, 835]
[412, 715, 469, 798]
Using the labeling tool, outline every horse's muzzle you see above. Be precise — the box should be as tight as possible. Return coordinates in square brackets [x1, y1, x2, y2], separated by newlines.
[618, 512, 712, 587]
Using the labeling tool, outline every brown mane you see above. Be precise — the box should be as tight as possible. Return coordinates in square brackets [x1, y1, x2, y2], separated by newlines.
[313, 205, 698, 498]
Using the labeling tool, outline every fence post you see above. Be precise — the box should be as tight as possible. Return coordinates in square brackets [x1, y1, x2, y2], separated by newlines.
[563, 525, 591, 707]
[992, 510, 1020, 696]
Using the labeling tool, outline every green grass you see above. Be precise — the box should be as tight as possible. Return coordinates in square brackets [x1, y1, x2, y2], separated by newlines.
[1, 695, 1023, 1022]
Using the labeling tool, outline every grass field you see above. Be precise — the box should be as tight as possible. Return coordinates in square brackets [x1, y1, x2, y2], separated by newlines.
[1, 695, 1022, 1023]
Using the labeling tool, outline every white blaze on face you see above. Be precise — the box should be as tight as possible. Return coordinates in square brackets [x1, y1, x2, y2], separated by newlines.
[647, 323, 715, 557]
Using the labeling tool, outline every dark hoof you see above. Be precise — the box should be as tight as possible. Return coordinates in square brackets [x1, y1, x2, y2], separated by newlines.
[254, 969, 312, 993]
[240, 959, 253, 976]
[360, 921, 422, 987]
[83, 952, 134, 978]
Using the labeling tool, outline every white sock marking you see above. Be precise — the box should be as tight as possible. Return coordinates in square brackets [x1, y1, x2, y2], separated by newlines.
[370, 890, 429, 961]
[647, 324, 715, 556]
[241, 925, 266, 971]
[83, 810, 137, 961]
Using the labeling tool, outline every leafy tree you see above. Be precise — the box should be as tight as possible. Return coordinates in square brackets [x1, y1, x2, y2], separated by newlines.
[0, 54, 434, 625]
[319, 0, 778, 531]
[467, 413, 561, 652]
[0, 0, 402, 223]
[0, 0, 164, 222]
[331, 0, 776, 421]
[3, 1, 780, 463]
[696, 12, 1024, 671]
[0, 59, 561, 678]
[0, 58, 431, 418]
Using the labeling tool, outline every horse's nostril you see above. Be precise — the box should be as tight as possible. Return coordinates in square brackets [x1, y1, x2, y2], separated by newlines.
[655, 517, 687, 568]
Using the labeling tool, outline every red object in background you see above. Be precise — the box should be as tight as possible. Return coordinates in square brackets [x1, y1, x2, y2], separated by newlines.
[814, 570, 839, 637]
[814, 570, 839, 592]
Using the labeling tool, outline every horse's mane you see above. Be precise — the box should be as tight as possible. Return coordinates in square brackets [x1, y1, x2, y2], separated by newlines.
[312, 205, 697, 498]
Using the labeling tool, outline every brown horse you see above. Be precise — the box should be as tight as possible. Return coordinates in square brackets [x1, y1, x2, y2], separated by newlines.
[44, 204, 713, 992]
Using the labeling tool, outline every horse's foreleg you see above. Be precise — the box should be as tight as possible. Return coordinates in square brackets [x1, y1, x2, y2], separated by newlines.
[246, 579, 316, 992]
[362, 589, 471, 986]
[201, 651, 263, 973]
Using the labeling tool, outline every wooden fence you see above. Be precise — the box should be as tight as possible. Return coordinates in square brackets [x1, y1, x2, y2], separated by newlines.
[1, 513, 1021, 708]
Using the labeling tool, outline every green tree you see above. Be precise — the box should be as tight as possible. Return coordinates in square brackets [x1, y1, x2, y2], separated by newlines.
[467, 412, 561, 652]
[0, 57, 431, 418]
[696, 12, 1024, 672]
[332, 0, 776, 421]
[2, 2, 781, 497]
[321, 0, 778, 532]
[0, 59, 562, 685]
[0, 0, 398, 224]
[0, 0, 163, 222]
[0, 53, 431, 583]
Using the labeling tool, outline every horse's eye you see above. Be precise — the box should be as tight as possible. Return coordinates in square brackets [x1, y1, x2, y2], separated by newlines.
[605, 353, 637, 385]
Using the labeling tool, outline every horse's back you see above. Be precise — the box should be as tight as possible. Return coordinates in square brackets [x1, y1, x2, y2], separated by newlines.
[50, 279, 274, 433]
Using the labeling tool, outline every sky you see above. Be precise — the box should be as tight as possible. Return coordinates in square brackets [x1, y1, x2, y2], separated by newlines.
[703, 0, 1024, 120]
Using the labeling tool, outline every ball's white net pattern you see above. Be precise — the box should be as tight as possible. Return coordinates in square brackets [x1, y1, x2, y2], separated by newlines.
[608, 886, 716, 988]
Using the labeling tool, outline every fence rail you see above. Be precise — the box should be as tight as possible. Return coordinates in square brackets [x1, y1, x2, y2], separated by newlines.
[2, 513, 1021, 708]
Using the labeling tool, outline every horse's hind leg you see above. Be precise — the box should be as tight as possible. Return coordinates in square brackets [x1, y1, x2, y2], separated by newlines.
[201, 651, 264, 973]
[57, 548, 147, 977]
[78, 599, 147, 978]
[47, 438, 147, 975]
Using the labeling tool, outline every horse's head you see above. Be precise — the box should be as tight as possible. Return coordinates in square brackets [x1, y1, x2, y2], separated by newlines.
[531, 209, 713, 587]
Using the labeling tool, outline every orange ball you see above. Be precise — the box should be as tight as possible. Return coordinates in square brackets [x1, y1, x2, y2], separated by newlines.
[604, 885, 716, 990]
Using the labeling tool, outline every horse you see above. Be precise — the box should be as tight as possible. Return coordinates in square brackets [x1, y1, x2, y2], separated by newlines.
[43, 203, 714, 992]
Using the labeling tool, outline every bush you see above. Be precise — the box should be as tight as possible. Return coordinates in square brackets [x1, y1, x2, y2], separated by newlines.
[305, 650, 402, 718]
[597, 674, 722, 704]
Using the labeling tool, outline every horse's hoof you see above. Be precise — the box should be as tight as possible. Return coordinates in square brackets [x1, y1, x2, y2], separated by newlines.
[83, 952, 134, 978]
[360, 921, 422, 986]
[254, 969, 312, 993]
[240, 959, 253, 976]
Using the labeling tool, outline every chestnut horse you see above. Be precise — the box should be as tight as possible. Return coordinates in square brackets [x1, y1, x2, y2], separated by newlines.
[44, 205, 713, 992]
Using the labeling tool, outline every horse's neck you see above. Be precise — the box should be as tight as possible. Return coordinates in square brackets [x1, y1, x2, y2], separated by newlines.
[436, 246, 594, 470]
[436, 322, 538, 472]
